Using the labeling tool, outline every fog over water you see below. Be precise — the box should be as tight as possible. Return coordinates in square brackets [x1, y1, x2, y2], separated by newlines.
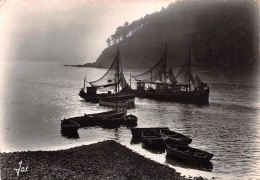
[0, 0, 170, 64]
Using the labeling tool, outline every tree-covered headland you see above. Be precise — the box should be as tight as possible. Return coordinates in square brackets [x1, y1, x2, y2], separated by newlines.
[86, 0, 259, 71]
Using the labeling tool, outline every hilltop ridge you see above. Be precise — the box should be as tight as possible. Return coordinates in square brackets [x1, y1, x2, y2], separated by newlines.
[85, 0, 259, 70]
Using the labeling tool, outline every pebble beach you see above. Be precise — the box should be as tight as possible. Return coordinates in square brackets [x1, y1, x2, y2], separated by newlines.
[0, 140, 205, 180]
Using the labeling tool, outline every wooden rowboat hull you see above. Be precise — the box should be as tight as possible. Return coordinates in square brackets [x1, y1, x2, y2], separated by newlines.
[101, 117, 124, 128]
[62, 109, 127, 127]
[124, 114, 138, 127]
[166, 144, 213, 163]
[160, 129, 192, 145]
[61, 120, 80, 133]
[131, 127, 169, 140]
[141, 130, 165, 149]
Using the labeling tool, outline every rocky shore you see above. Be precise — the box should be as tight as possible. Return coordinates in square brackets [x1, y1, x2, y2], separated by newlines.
[0, 140, 203, 180]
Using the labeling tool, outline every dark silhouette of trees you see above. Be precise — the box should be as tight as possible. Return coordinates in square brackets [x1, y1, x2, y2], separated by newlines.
[122, 22, 129, 40]
[106, 38, 111, 47]
[106, 17, 149, 46]
[102, 0, 259, 69]
[111, 34, 117, 44]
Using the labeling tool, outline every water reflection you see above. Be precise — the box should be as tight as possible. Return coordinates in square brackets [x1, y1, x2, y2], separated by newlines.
[2, 62, 260, 179]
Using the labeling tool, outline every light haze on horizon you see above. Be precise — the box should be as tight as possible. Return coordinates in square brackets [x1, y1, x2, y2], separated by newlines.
[0, 0, 173, 64]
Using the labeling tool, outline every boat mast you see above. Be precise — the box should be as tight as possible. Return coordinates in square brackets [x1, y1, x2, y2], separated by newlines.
[114, 48, 119, 94]
[150, 70, 152, 86]
[83, 76, 86, 91]
[117, 47, 120, 93]
[130, 74, 132, 90]
[164, 43, 167, 89]
[188, 42, 192, 91]
[114, 47, 120, 110]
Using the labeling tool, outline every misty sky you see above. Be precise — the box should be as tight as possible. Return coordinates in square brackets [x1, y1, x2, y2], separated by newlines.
[0, 0, 172, 64]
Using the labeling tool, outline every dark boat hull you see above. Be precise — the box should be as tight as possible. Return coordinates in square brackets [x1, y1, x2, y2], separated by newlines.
[79, 91, 99, 103]
[166, 144, 213, 163]
[101, 117, 124, 128]
[165, 154, 213, 172]
[61, 120, 80, 133]
[61, 125, 79, 132]
[124, 114, 138, 127]
[193, 88, 209, 105]
[62, 109, 127, 128]
[141, 130, 165, 149]
[131, 127, 169, 140]
[160, 129, 192, 145]
[134, 88, 209, 106]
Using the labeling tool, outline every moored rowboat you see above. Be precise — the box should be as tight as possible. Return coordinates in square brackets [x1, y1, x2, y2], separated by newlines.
[141, 129, 165, 148]
[131, 127, 169, 140]
[124, 114, 137, 126]
[166, 144, 213, 163]
[101, 116, 124, 128]
[61, 119, 80, 132]
[160, 129, 192, 145]
[85, 109, 127, 120]
[61, 109, 127, 127]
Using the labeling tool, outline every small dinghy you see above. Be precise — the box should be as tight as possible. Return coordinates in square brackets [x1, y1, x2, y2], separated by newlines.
[141, 129, 165, 148]
[61, 109, 126, 127]
[124, 114, 137, 126]
[61, 119, 80, 132]
[85, 109, 127, 121]
[160, 129, 192, 145]
[131, 127, 169, 140]
[166, 144, 213, 163]
[165, 154, 213, 172]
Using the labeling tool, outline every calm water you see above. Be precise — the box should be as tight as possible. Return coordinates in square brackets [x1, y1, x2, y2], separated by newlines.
[1, 61, 260, 179]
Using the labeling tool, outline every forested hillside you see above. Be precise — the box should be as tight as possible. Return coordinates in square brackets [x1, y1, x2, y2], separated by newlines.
[86, 0, 259, 70]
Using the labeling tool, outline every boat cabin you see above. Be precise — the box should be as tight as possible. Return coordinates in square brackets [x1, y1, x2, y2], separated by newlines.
[137, 82, 145, 92]
[156, 84, 165, 90]
[87, 87, 97, 95]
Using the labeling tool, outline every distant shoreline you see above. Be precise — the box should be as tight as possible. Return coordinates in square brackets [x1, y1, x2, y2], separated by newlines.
[64, 63, 96, 68]
[0, 140, 201, 180]
[64, 63, 259, 73]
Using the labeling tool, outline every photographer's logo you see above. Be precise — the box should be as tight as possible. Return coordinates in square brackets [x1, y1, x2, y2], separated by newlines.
[13, 161, 29, 178]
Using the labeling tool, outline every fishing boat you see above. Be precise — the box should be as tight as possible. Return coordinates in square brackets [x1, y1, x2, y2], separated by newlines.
[61, 119, 80, 132]
[79, 79, 99, 103]
[160, 129, 192, 145]
[132, 43, 209, 105]
[141, 129, 165, 148]
[85, 47, 135, 108]
[166, 144, 214, 163]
